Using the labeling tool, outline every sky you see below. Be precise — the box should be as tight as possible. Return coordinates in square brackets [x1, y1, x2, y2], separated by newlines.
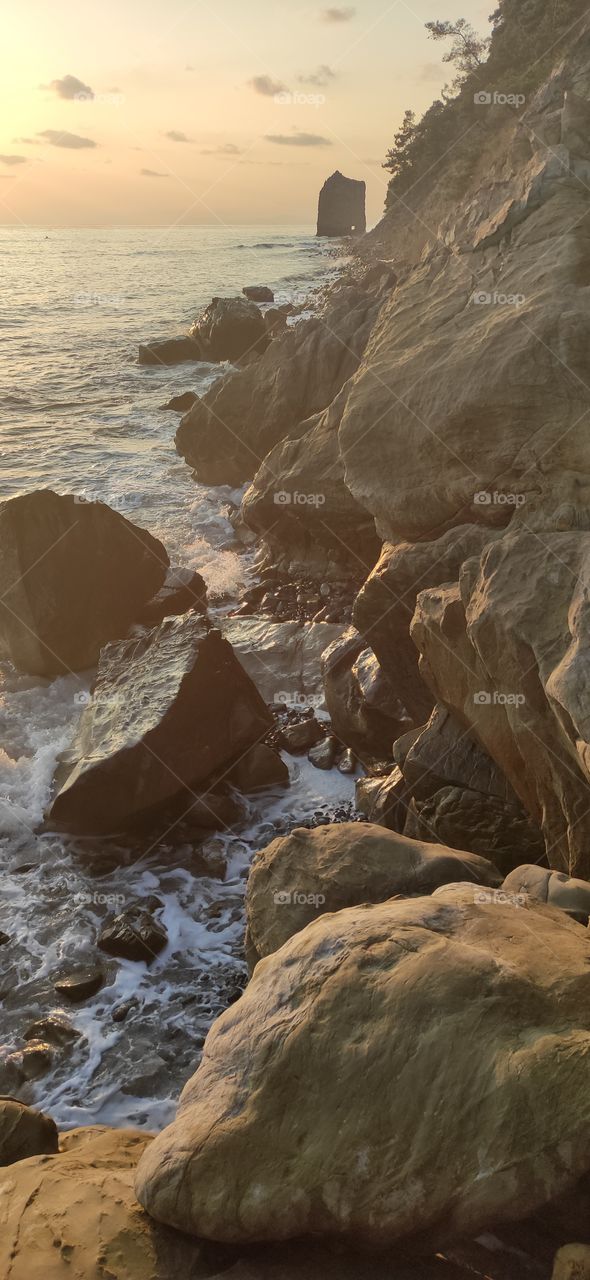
[0, 0, 491, 228]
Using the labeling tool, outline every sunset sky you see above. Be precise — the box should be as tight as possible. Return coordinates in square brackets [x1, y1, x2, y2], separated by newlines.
[0, 0, 490, 228]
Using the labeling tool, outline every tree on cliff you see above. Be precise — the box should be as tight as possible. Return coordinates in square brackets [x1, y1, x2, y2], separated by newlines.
[425, 18, 489, 74]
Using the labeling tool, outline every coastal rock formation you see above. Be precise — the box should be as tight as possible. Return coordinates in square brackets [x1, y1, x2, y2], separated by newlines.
[48, 617, 272, 834]
[503, 864, 590, 924]
[135, 888, 590, 1246]
[317, 170, 366, 237]
[321, 628, 411, 762]
[176, 279, 383, 486]
[0, 490, 168, 677]
[189, 295, 268, 362]
[0, 1126, 209, 1279]
[221, 616, 344, 707]
[243, 285, 274, 302]
[0, 1099, 58, 1166]
[138, 336, 205, 365]
[245, 821, 502, 966]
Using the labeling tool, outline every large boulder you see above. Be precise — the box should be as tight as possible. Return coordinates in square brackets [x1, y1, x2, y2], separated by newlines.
[322, 628, 411, 763]
[0, 1125, 210, 1279]
[138, 335, 205, 365]
[0, 1098, 58, 1166]
[503, 864, 590, 924]
[189, 296, 268, 363]
[245, 821, 502, 966]
[221, 616, 344, 709]
[316, 170, 366, 237]
[47, 617, 272, 834]
[135, 888, 590, 1247]
[0, 491, 168, 677]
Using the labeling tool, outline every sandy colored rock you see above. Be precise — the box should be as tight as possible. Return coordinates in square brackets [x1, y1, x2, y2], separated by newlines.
[245, 821, 502, 965]
[0, 1125, 213, 1279]
[136, 888, 590, 1247]
[0, 490, 168, 677]
[0, 1098, 58, 1166]
[503, 864, 590, 924]
[552, 1243, 590, 1279]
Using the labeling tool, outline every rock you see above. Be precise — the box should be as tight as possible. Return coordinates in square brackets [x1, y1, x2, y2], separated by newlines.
[228, 743, 289, 792]
[0, 931, 9, 945]
[503, 865, 590, 925]
[308, 735, 337, 770]
[0, 490, 169, 677]
[264, 307, 289, 336]
[337, 747, 356, 774]
[279, 718, 324, 754]
[552, 1243, 590, 1279]
[243, 285, 274, 302]
[176, 280, 381, 486]
[403, 784, 545, 875]
[47, 618, 271, 835]
[54, 967, 105, 1003]
[136, 887, 590, 1246]
[316, 170, 366, 237]
[322, 628, 410, 762]
[9, 1041, 54, 1080]
[138, 565, 207, 627]
[0, 1125, 212, 1279]
[98, 904, 168, 964]
[160, 391, 198, 412]
[23, 1016, 81, 1047]
[244, 822, 502, 965]
[190, 296, 268, 363]
[138, 336, 205, 365]
[0, 1099, 58, 1166]
[221, 617, 344, 709]
[355, 767, 409, 830]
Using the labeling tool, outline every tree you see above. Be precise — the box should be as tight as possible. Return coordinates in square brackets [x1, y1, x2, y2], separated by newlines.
[382, 109, 418, 180]
[425, 18, 490, 73]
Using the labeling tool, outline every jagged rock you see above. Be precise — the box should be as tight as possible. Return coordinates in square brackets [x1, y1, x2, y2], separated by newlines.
[0, 490, 168, 677]
[317, 170, 366, 237]
[138, 336, 205, 365]
[23, 1016, 81, 1047]
[0, 1099, 58, 1166]
[503, 864, 590, 924]
[176, 281, 382, 486]
[308, 735, 337, 770]
[160, 391, 198, 412]
[355, 767, 409, 830]
[138, 565, 207, 627]
[322, 628, 410, 762]
[244, 822, 501, 966]
[221, 617, 344, 708]
[135, 888, 590, 1247]
[47, 618, 271, 835]
[228, 744, 289, 792]
[411, 531, 590, 877]
[54, 967, 104, 1003]
[337, 747, 356, 774]
[98, 904, 168, 964]
[243, 286, 274, 302]
[189, 296, 268, 362]
[0, 1126, 212, 1279]
[7, 1041, 54, 1081]
[279, 718, 323, 753]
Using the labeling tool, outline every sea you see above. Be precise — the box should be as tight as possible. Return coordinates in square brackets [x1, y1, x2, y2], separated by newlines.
[0, 225, 355, 1128]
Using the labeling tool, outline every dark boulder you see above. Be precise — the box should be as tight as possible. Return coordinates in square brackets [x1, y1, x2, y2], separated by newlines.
[190, 296, 268, 363]
[138, 566, 207, 628]
[243, 286, 274, 303]
[47, 617, 272, 835]
[98, 903, 168, 964]
[160, 391, 198, 412]
[138, 337, 205, 365]
[316, 170, 366, 237]
[54, 967, 105, 1003]
[0, 490, 168, 677]
[228, 744, 289, 792]
[0, 1099, 59, 1166]
[322, 628, 410, 764]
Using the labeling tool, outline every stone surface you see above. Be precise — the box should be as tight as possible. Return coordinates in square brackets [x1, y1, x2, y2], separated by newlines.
[221, 616, 344, 708]
[503, 864, 590, 925]
[228, 743, 289, 792]
[0, 1099, 58, 1166]
[322, 627, 410, 761]
[98, 904, 168, 964]
[279, 718, 324, 753]
[190, 296, 268, 362]
[160, 391, 198, 412]
[136, 888, 590, 1247]
[0, 490, 168, 677]
[308, 735, 337, 770]
[138, 565, 207, 627]
[138, 336, 205, 365]
[317, 170, 366, 237]
[552, 1243, 590, 1279]
[243, 285, 274, 302]
[48, 618, 271, 834]
[245, 821, 501, 965]
[54, 967, 105, 1003]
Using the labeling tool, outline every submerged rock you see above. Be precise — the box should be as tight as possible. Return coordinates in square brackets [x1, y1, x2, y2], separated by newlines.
[0, 490, 168, 677]
[47, 617, 272, 835]
[245, 821, 502, 965]
[136, 888, 590, 1248]
[0, 1099, 58, 1166]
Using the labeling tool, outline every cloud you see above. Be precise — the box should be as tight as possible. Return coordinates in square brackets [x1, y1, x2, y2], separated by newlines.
[47, 74, 94, 100]
[13, 137, 36, 145]
[298, 65, 336, 86]
[200, 142, 243, 155]
[265, 131, 332, 146]
[165, 129, 192, 142]
[320, 6, 355, 20]
[39, 130, 97, 149]
[140, 168, 168, 177]
[249, 74, 288, 97]
[0, 155, 27, 166]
